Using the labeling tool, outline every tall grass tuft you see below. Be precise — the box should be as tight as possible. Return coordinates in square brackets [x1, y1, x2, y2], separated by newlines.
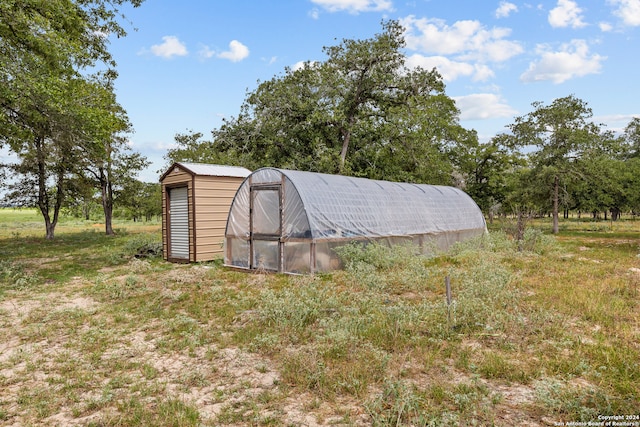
[0, 260, 39, 292]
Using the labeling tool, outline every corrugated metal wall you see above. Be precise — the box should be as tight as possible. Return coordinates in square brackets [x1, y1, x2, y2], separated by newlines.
[168, 187, 189, 259]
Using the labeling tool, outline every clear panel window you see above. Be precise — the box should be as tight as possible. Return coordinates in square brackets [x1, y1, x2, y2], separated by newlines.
[252, 189, 280, 235]
[284, 242, 311, 274]
[228, 238, 249, 268]
[252, 240, 280, 271]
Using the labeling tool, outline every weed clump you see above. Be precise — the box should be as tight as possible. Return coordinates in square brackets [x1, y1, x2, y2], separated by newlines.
[120, 234, 163, 259]
[0, 260, 38, 291]
[334, 242, 430, 292]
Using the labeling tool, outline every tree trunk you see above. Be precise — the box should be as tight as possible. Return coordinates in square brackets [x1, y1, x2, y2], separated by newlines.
[99, 167, 115, 236]
[516, 210, 526, 252]
[98, 168, 116, 236]
[611, 208, 621, 221]
[339, 129, 351, 172]
[552, 175, 559, 234]
[45, 221, 56, 240]
[339, 113, 358, 172]
[34, 134, 61, 240]
[104, 201, 114, 235]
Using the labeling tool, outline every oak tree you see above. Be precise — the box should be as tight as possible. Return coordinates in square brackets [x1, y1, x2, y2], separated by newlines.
[504, 96, 604, 233]
[0, 0, 144, 238]
[168, 20, 466, 185]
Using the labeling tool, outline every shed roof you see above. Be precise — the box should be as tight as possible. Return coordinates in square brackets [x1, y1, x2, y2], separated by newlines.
[160, 162, 251, 181]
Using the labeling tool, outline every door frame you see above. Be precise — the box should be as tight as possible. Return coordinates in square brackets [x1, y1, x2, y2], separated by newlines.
[166, 185, 191, 262]
[249, 184, 283, 271]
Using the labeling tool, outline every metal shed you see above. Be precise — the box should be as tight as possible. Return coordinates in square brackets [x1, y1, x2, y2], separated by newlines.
[224, 168, 487, 274]
[160, 162, 251, 263]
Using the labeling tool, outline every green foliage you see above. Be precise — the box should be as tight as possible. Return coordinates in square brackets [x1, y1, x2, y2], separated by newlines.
[2, 219, 640, 424]
[115, 181, 161, 222]
[259, 279, 340, 331]
[334, 242, 431, 293]
[501, 96, 625, 232]
[109, 397, 200, 426]
[519, 228, 557, 254]
[0, 260, 39, 292]
[0, 0, 145, 239]
[364, 380, 427, 426]
[165, 20, 465, 185]
[455, 133, 523, 217]
[534, 379, 610, 422]
[623, 117, 640, 158]
[334, 241, 422, 271]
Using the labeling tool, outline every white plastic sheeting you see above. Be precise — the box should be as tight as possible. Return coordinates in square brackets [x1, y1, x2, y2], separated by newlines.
[225, 168, 486, 273]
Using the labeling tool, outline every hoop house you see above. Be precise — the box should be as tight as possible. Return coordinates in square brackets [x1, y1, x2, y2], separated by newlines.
[224, 168, 486, 274]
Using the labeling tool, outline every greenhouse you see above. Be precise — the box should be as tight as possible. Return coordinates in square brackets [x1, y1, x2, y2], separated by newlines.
[224, 168, 487, 274]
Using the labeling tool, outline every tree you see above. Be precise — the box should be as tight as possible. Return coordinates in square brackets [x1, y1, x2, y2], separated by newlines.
[0, 0, 144, 239]
[163, 131, 224, 167]
[0, 0, 144, 77]
[504, 96, 604, 233]
[454, 132, 523, 221]
[64, 174, 99, 220]
[1, 73, 90, 238]
[618, 118, 640, 215]
[567, 129, 631, 220]
[117, 180, 161, 222]
[167, 20, 467, 185]
[75, 79, 148, 235]
[623, 117, 640, 158]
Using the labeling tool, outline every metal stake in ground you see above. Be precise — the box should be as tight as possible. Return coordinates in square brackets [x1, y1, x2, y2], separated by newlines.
[445, 275, 452, 328]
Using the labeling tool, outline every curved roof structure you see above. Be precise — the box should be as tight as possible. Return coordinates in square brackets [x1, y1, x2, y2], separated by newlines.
[225, 168, 486, 273]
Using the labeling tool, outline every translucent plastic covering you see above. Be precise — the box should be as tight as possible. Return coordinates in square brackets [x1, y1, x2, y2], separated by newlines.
[225, 168, 486, 274]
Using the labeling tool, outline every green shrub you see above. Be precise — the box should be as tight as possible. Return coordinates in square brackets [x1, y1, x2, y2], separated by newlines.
[534, 379, 610, 422]
[120, 234, 162, 259]
[365, 379, 427, 426]
[521, 228, 557, 254]
[334, 241, 421, 271]
[0, 260, 39, 291]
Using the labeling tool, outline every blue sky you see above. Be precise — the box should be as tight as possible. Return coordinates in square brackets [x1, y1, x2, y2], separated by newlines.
[109, 0, 639, 181]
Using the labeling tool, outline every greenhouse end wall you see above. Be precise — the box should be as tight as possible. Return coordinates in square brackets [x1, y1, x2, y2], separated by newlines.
[224, 168, 487, 274]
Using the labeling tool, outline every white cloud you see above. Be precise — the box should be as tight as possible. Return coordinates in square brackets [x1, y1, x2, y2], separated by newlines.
[596, 113, 640, 123]
[495, 1, 518, 18]
[310, 0, 393, 14]
[217, 40, 250, 62]
[198, 45, 215, 59]
[150, 36, 188, 59]
[292, 60, 320, 72]
[292, 61, 307, 72]
[453, 93, 517, 120]
[520, 39, 605, 84]
[198, 40, 250, 62]
[405, 54, 494, 82]
[599, 21, 614, 31]
[548, 0, 587, 28]
[595, 113, 640, 133]
[472, 64, 496, 81]
[609, 0, 640, 26]
[400, 16, 523, 63]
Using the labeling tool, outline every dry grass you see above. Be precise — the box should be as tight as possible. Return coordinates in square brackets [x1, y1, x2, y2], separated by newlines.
[0, 209, 639, 426]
